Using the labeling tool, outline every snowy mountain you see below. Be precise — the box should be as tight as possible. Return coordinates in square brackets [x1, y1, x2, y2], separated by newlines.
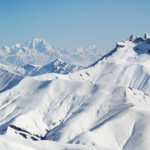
[0, 34, 150, 150]
[0, 58, 83, 77]
[0, 38, 103, 67]
[23, 59, 84, 76]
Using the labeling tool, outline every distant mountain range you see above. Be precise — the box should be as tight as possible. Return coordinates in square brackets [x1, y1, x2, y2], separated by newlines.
[0, 38, 104, 67]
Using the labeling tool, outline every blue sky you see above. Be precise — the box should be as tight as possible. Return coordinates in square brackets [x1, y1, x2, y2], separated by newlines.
[0, 0, 150, 51]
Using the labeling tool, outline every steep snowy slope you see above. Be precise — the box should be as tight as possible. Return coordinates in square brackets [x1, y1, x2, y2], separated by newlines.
[0, 34, 150, 150]
[68, 34, 150, 94]
[0, 63, 25, 76]
[69, 88, 150, 150]
[0, 76, 150, 150]
[0, 68, 23, 93]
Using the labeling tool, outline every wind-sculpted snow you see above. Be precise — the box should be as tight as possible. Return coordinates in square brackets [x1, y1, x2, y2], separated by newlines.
[0, 34, 150, 150]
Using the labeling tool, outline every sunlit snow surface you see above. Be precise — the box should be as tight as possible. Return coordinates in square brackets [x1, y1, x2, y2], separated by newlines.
[0, 35, 150, 150]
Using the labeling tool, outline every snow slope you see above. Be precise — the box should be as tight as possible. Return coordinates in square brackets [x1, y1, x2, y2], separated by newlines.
[0, 135, 98, 150]
[0, 34, 150, 150]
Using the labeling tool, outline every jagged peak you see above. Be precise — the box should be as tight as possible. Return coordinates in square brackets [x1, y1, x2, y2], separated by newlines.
[128, 33, 150, 42]
[25, 38, 52, 51]
[14, 43, 21, 48]
[129, 35, 137, 41]
[1, 46, 11, 53]
[144, 33, 150, 39]
[30, 38, 45, 44]
[23, 64, 36, 69]
[29, 38, 46, 43]
[53, 58, 64, 63]
[48, 58, 66, 67]
[128, 34, 144, 43]
[42, 59, 66, 69]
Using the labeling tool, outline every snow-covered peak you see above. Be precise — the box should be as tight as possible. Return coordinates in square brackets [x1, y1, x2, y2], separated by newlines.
[26, 38, 53, 52]
[14, 43, 21, 48]
[22, 59, 84, 76]
[116, 34, 150, 55]
[0, 46, 11, 55]
[144, 33, 150, 39]
[52, 58, 65, 64]
[128, 34, 144, 43]
[129, 34, 137, 41]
